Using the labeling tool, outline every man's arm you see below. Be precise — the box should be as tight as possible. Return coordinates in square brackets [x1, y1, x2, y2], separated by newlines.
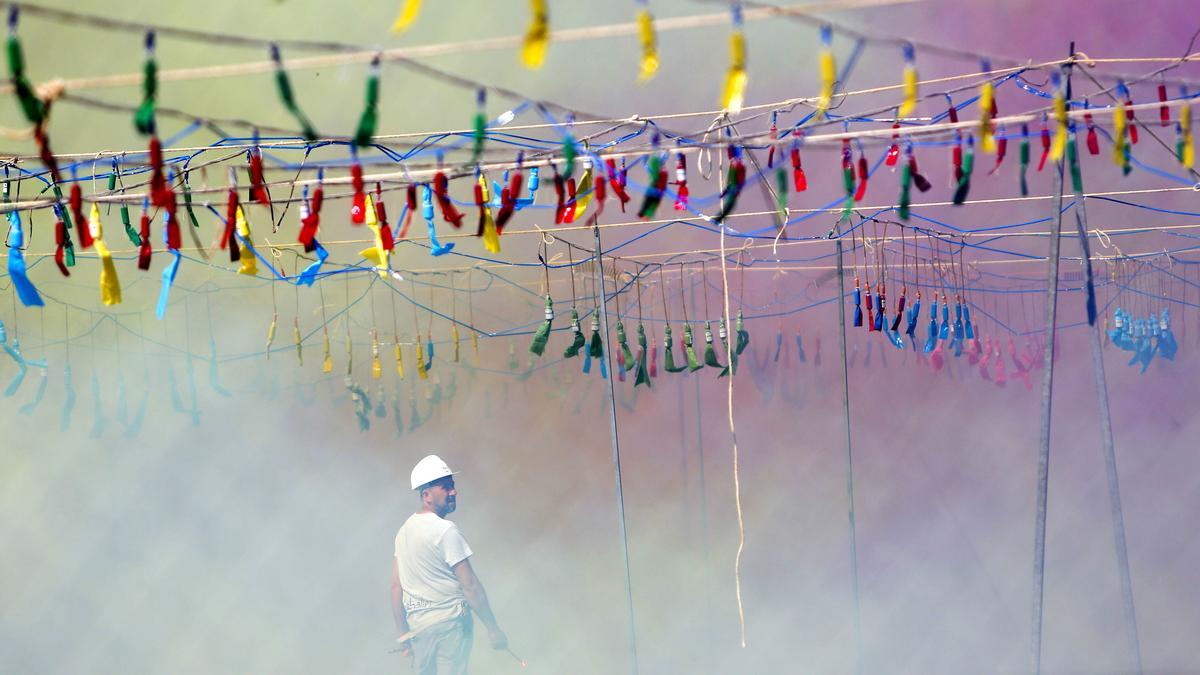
[452, 558, 507, 650]
[391, 558, 411, 639]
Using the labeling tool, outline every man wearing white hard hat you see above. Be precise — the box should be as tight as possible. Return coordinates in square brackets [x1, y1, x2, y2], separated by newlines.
[391, 454, 507, 674]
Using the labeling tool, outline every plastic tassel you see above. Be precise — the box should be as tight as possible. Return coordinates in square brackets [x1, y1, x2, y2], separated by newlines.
[716, 150, 746, 222]
[133, 31, 157, 135]
[924, 297, 938, 353]
[1179, 89, 1194, 168]
[353, 55, 381, 147]
[1117, 81, 1138, 144]
[521, 0, 549, 69]
[885, 123, 901, 167]
[587, 310, 604, 359]
[372, 333, 382, 379]
[321, 329, 333, 373]
[634, 323, 650, 387]
[271, 44, 317, 141]
[906, 293, 921, 338]
[637, 151, 667, 219]
[899, 42, 917, 118]
[357, 194, 391, 277]
[70, 183, 93, 249]
[424, 334, 435, 372]
[265, 313, 278, 359]
[852, 276, 863, 327]
[6, 8, 45, 125]
[293, 318, 304, 366]
[568, 158, 592, 222]
[1048, 72, 1068, 162]
[1018, 123, 1031, 196]
[636, 3, 658, 82]
[563, 308, 586, 358]
[477, 173, 501, 253]
[390, 0, 422, 33]
[791, 140, 808, 191]
[952, 134, 974, 205]
[89, 204, 122, 306]
[721, 4, 747, 113]
[840, 139, 855, 221]
[423, 184, 455, 256]
[136, 201, 152, 270]
[471, 88, 487, 163]
[530, 295, 554, 356]
[663, 325, 684, 372]
[989, 125, 1008, 175]
[617, 320, 635, 368]
[1112, 98, 1129, 170]
[52, 206, 70, 277]
[853, 143, 869, 201]
[433, 170, 465, 228]
[235, 206, 258, 276]
[897, 146, 913, 220]
[5, 211, 43, 307]
[816, 24, 836, 119]
[683, 324, 702, 371]
[978, 62, 997, 154]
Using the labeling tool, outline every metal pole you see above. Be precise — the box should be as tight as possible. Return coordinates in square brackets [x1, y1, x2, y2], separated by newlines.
[592, 220, 639, 675]
[833, 226, 863, 675]
[1030, 56, 1070, 675]
[1067, 127, 1144, 675]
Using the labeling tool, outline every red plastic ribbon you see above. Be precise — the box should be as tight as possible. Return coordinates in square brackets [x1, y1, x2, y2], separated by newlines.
[350, 163, 367, 224]
[433, 171, 464, 227]
[69, 184, 93, 249]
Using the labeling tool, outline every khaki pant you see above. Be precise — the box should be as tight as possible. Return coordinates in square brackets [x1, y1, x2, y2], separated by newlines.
[411, 613, 473, 675]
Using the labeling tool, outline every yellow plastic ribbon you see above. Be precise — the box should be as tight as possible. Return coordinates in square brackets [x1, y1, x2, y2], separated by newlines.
[235, 206, 257, 276]
[478, 174, 501, 253]
[721, 30, 747, 113]
[89, 203, 122, 306]
[266, 313, 277, 359]
[415, 337, 427, 380]
[293, 319, 303, 366]
[471, 331, 479, 366]
[451, 323, 460, 362]
[572, 163, 594, 220]
[637, 9, 658, 83]
[357, 194, 390, 277]
[1112, 102, 1128, 167]
[899, 63, 917, 118]
[390, 0, 421, 33]
[521, 0, 549, 70]
[1048, 88, 1068, 162]
[1182, 104, 1194, 168]
[371, 332, 382, 379]
[322, 329, 333, 373]
[979, 81, 997, 154]
[816, 44, 836, 119]
[394, 339, 405, 379]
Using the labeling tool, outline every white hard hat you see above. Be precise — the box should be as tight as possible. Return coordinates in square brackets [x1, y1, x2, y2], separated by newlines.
[411, 454, 457, 490]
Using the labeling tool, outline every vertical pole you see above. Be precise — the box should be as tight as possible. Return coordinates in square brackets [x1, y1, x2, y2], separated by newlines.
[834, 227, 863, 675]
[592, 221, 639, 675]
[1030, 52, 1071, 675]
[1065, 100, 1144, 675]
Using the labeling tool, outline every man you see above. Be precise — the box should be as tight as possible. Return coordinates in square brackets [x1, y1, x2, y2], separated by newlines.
[392, 454, 507, 674]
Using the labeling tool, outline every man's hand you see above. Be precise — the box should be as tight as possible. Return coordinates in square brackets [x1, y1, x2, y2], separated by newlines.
[487, 627, 508, 651]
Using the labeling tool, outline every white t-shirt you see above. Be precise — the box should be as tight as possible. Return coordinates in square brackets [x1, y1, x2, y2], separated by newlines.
[394, 512, 473, 631]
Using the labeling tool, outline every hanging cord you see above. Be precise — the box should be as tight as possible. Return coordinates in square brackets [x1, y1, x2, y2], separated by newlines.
[717, 179, 748, 649]
[658, 263, 671, 324]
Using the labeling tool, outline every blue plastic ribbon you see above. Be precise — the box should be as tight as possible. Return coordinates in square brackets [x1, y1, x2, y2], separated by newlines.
[156, 249, 182, 319]
[298, 240, 328, 286]
[6, 211, 44, 307]
[424, 184, 454, 256]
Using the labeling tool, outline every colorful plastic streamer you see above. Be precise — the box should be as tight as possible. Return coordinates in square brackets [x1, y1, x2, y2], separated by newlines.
[721, 4, 747, 113]
[521, 0, 549, 70]
[390, 0, 422, 33]
[636, 3, 658, 83]
[6, 211, 43, 307]
[89, 204, 123, 306]
[899, 42, 917, 118]
[134, 31, 157, 135]
[816, 25, 836, 119]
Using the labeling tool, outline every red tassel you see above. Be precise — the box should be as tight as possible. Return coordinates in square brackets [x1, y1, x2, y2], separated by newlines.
[553, 168, 566, 224]
[885, 122, 901, 167]
[1124, 99, 1139, 144]
[594, 174, 607, 214]
[297, 186, 322, 252]
[399, 185, 417, 239]
[249, 149, 270, 205]
[137, 210, 153, 270]
[53, 217, 69, 276]
[350, 163, 366, 224]
[649, 339, 657, 377]
[791, 145, 807, 191]
[605, 159, 630, 208]
[474, 181, 487, 237]
[163, 188, 180, 250]
[1037, 123, 1051, 171]
[1159, 84, 1170, 126]
[854, 151, 869, 201]
[433, 171, 465, 227]
[673, 153, 689, 210]
[989, 131, 1008, 175]
[375, 187, 394, 251]
[149, 136, 169, 208]
[563, 177, 578, 223]
[952, 136, 964, 184]
[1085, 113, 1100, 155]
[70, 184, 93, 249]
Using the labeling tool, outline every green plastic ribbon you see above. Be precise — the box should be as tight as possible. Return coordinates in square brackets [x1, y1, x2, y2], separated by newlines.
[133, 31, 157, 135]
[271, 44, 318, 141]
[353, 55, 381, 147]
